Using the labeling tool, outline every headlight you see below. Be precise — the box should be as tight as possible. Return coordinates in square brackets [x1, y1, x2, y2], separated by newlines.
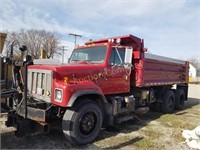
[55, 89, 63, 102]
[23, 55, 32, 62]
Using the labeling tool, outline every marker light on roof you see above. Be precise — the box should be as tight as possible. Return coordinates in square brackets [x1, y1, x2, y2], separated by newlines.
[108, 38, 115, 43]
[116, 38, 121, 44]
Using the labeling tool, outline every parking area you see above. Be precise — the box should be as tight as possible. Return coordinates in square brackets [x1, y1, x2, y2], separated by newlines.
[1, 84, 200, 149]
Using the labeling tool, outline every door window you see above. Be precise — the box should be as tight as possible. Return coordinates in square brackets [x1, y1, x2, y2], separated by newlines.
[109, 47, 125, 65]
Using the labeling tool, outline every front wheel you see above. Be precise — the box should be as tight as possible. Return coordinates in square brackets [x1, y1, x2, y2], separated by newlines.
[62, 100, 103, 145]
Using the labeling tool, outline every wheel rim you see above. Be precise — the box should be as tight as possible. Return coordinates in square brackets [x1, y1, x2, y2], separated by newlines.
[79, 111, 97, 135]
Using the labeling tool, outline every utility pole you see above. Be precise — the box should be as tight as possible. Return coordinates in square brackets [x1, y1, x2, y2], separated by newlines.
[69, 33, 82, 47]
[58, 46, 68, 63]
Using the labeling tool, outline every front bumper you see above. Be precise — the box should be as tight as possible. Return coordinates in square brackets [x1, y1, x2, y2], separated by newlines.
[17, 105, 46, 122]
[6, 110, 49, 137]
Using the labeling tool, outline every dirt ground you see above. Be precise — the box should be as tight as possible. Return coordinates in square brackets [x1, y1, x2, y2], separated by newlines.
[0, 84, 200, 149]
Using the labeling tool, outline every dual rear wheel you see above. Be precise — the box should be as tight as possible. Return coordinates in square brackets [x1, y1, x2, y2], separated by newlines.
[161, 89, 185, 113]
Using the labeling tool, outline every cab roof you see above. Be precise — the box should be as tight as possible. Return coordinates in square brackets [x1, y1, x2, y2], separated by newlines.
[85, 34, 143, 49]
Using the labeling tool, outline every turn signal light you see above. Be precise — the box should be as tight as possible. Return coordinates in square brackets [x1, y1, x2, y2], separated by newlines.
[64, 77, 69, 83]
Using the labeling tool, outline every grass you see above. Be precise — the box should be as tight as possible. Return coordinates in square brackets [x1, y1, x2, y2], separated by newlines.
[134, 125, 163, 149]
[155, 104, 200, 143]
[94, 134, 133, 149]
[135, 139, 154, 150]
[142, 126, 163, 140]
[94, 127, 161, 149]
[171, 129, 185, 142]
[157, 109, 199, 129]
[158, 114, 190, 128]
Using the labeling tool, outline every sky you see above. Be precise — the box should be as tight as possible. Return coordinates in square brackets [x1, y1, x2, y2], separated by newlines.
[0, 0, 200, 61]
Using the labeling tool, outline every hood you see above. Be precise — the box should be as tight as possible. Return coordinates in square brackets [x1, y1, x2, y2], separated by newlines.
[28, 61, 103, 77]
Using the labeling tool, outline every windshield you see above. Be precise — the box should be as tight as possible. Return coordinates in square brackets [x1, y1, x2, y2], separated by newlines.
[70, 46, 107, 64]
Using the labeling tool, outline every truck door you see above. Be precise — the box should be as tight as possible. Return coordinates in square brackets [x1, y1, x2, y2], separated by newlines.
[99, 47, 130, 94]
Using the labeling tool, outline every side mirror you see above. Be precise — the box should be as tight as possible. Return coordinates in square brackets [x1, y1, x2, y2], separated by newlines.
[124, 47, 133, 64]
[124, 47, 133, 69]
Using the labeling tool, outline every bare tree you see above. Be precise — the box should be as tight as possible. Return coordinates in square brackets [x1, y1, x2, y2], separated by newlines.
[5, 29, 60, 59]
[188, 57, 200, 70]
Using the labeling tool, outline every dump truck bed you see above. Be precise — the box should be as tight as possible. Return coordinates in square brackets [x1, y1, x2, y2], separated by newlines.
[132, 53, 189, 87]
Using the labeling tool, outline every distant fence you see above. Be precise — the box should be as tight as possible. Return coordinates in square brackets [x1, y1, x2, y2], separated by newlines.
[189, 77, 200, 84]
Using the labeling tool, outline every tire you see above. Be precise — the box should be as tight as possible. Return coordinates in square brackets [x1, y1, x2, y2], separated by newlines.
[175, 89, 185, 110]
[62, 100, 103, 145]
[161, 90, 175, 113]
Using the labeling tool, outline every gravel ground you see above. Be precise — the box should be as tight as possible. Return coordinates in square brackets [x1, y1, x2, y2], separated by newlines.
[0, 84, 200, 149]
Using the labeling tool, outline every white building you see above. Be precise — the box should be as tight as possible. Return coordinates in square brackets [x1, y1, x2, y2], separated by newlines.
[189, 64, 197, 77]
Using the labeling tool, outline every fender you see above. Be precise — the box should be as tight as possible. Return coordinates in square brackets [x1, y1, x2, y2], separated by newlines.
[67, 90, 107, 107]
[66, 81, 108, 107]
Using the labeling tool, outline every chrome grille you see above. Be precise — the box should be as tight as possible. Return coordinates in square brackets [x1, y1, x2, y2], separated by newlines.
[28, 69, 53, 103]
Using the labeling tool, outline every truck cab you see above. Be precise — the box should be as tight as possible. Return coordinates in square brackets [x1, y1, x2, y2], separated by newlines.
[27, 35, 139, 108]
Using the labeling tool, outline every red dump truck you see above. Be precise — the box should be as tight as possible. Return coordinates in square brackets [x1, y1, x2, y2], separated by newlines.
[6, 34, 189, 145]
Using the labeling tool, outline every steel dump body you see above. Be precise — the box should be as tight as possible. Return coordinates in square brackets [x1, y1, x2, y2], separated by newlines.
[132, 53, 189, 87]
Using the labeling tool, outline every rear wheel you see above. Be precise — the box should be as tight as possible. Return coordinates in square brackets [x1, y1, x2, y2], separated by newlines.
[62, 100, 103, 145]
[175, 89, 185, 110]
[161, 90, 175, 113]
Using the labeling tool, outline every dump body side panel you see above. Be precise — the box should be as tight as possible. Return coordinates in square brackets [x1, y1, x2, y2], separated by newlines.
[131, 53, 189, 87]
